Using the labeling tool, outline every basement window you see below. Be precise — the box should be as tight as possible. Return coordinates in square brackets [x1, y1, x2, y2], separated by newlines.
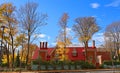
[72, 48, 78, 57]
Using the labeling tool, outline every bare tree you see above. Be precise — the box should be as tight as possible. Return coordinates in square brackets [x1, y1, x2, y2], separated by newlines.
[104, 21, 120, 61]
[18, 2, 47, 68]
[73, 17, 99, 62]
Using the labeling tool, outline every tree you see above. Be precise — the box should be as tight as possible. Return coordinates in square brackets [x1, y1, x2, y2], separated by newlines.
[57, 13, 72, 61]
[15, 51, 20, 67]
[73, 17, 99, 62]
[0, 4, 8, 66]
[18, 2, 47, 67]
[0, 3, 18, 68]
[15, 33, 27, 68]
[104, 21, 120, 61]
[0, 6, 7, 24]
[19, 43, 37, 64]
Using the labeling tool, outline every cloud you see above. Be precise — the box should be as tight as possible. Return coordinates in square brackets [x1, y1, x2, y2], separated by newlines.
[90, 3, 100, 8]
[105, 0, 120, 7]
[38, 34, 46, 38]
[34, 33, 50, 40]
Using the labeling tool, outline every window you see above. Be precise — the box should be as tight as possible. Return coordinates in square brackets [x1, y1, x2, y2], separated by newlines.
[72, 48, 78, 57]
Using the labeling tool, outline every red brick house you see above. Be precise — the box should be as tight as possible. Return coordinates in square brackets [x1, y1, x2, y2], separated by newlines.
[32, 41, 111, 66]
[32, 42, 56, 61]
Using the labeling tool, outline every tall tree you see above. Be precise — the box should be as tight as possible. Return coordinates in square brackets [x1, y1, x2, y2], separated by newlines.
[73, 17, 99, 61]
[18, 2, 47, 67]
[104, 21, 120, 61]
[0, 5, 8, 66]
[0, 3, 17, 68]
[57, 13, 70, 61]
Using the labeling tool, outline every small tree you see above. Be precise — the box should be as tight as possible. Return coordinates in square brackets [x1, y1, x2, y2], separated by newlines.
[15, 51, 20, 67]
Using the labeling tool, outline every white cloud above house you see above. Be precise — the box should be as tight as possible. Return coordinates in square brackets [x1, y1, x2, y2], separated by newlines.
[34, 33, 50, 40]
[38, 34, 46, 38]
[105, 0, 120, 7]
[90, 3, 100, 8]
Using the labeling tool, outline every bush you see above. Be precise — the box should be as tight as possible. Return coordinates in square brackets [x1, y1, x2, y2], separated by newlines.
[32, 60, 39, 65]
[1, 63, 8, 67]
[78, 61, 95, 69]
[103, 61, 120, 65]
[20, 62, 26, 68]
[100, 61, 120, 68]
[31, 60, 95, 69]
[65, 61, 95, 69]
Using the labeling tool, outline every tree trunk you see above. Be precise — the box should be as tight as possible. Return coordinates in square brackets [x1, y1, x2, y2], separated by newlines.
[10, 33, 14, 69]
[84, 41, 88, 62]
[26, 31, 30, 69]
[12, 49, 15, 68]
[110, 48, 114, 69]
[6, 43, 10, 68]
[117, 48, 120, 61]
[20, 41, 24, 69]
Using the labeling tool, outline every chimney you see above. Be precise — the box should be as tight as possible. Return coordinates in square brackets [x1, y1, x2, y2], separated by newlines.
[45, 42, 48, 48]
[40, 42, 42, 49]
[93, 40, 95, 48]
[40, 42, 44, 49]
[40, 42, 48, 49]
[43, 42, 44, 48]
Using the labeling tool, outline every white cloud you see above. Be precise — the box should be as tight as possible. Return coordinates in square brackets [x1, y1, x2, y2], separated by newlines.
[105, 0, 120, 7]
[90, 3, 100, 8]
[38, 34, 46, 38]
[34, 34, 50, 40]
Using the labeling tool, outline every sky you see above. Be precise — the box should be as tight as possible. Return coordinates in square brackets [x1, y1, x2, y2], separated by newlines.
[0, 0, 120, 47]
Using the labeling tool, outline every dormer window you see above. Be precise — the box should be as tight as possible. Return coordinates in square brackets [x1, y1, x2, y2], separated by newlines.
[72, 48, 77, 56]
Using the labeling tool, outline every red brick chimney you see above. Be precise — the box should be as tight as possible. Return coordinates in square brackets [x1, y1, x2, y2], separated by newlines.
[93, 40, 95, 48]
[45, 42, 48, 48]
[43, 42, 45, 48]
[40, 42, 42, 49]
[40, 42, 44, 49]
[40, 42, 48, 49]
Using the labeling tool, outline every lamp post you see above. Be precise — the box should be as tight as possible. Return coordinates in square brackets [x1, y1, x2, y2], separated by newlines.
[0, 25, 5, 66]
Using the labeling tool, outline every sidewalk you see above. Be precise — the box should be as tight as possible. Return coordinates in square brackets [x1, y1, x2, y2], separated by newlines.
[0, 69, 120, 73]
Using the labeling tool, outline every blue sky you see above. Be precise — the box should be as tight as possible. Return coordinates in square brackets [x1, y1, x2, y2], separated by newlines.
[1, 0, 120, 47]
